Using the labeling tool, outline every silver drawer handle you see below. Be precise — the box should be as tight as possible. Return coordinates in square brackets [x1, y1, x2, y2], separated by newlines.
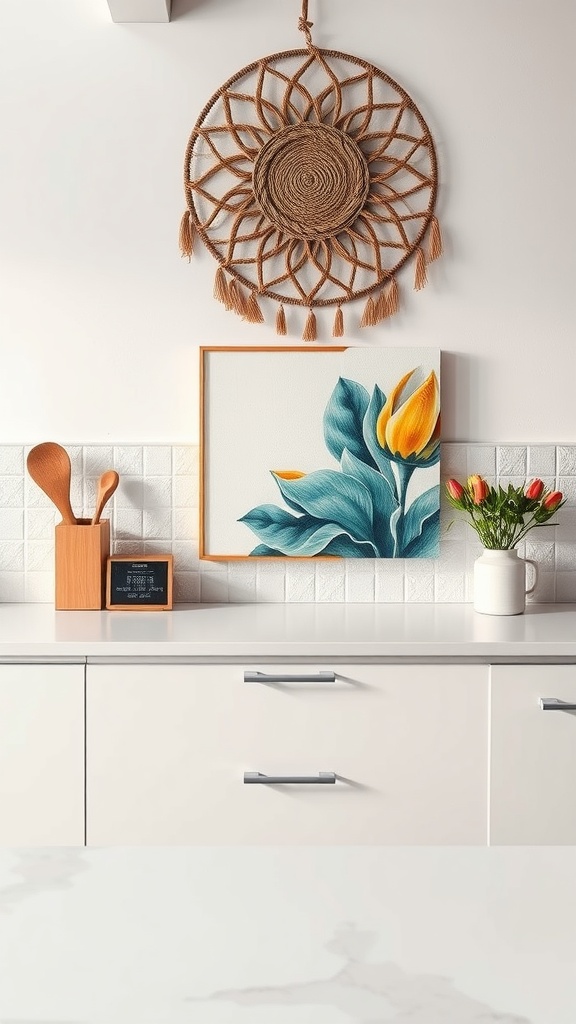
[244, 671, 336, 683]
[540, 698, 576, 711]
[244, 772, 336, 785]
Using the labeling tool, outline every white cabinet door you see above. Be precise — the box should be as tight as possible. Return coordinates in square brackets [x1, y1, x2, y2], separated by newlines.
[0, 664, 85, 845]
[87, 662, 488, 845]
[490, 664, 576, 845]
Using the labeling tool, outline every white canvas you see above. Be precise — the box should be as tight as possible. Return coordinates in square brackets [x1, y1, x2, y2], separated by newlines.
[201, 347, 441, 559]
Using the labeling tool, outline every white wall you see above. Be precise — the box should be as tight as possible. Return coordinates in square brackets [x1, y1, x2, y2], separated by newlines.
[1, 0, 575, 444]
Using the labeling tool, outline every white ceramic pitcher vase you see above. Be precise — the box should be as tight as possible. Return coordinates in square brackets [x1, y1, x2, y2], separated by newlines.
[473, 548, 538, 615]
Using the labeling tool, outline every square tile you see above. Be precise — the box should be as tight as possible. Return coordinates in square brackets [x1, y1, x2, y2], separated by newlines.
[227, 561, 257, 603]
[527, 446, 556, 477]
[144, 446, 172, 476]
[345, 568, 375, 603]
[375, 564, 405, 602]
[173, 475, 197, 508]
[285, 563, 316, 603]
[555, 542, 576, 572]
[0, 571, 25, 602]
[0, 446, 24, 475]
[0, 509, 24, 540]
[255, 562, 285, 602]
[143, 510, 172, 540]
[200, 571, 230, 603]
[0, 477, 24, 507]
[173, 509, 198, 541]
[530, 571, 555, 603]
[26, 507, 58, 540]
[113, 446, 143, 476]
[315, 562, 346, 602]
[497, 446, 527, 478]
[115, 477, 143, 510]
[0, 542, 24, 571]
[441, 443, 467, 477]
[173, 446, 198, 475]
[405, 571, 435, 603]
[524, 539, 555, 571]
[112, 539, 145, 556]
[25, 540, 53, 572]
[113, 509, 143, 540]
[435, 572, 465, 603]
[143, 477, 173, 509]
[24, 571, 54, 603]
[557, 446, 576, 476]
[84, 446, 114, 476]
[556, 572, 576, 602]
[558, 477, 576, 505]
[173, 571, 200, 604]
[467, 445, 496, 478]
[170, 541, 199, 572]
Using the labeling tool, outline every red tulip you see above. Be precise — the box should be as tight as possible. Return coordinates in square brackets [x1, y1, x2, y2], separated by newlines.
[446, 478, 465, 501]
[467, 474, 489, 504]
[525, 478, 544, 500]
[543, 491, 563, 511]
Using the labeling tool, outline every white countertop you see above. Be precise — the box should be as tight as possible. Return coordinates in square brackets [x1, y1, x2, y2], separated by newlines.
[0, 602, 575, 660]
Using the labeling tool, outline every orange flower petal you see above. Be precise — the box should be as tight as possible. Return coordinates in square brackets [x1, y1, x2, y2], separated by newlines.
[385, 371, 440, 459]
[272, 470, 306, 479]
[375, 368, 416, 449]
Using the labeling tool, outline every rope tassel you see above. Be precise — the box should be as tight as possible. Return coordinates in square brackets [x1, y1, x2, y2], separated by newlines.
[414, 248, 427, 291]
[229, 279, 248, 318]
[385, 277, 399, 316]
[276, 305, 287, 336]
[179, 210, 194, 260]
[360, 296, 377, 328]
[213, 267, 230, 308]
[332, 305, 344, 337]
[245, 290, 265, 324]
[428, 215, 443, 262]
[302, 308, 317, 342]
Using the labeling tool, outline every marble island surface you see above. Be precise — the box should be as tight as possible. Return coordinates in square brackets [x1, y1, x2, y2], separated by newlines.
[0, 602, 575, 660]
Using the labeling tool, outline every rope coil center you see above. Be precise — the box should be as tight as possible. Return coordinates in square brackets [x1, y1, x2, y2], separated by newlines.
[252, 123, 369, 240]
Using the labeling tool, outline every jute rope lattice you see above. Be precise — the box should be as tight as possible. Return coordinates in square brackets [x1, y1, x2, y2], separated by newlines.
[179, 0, 442, 339]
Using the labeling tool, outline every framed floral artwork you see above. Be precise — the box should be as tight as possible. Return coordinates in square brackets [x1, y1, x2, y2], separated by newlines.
[200, 346, 440, 560]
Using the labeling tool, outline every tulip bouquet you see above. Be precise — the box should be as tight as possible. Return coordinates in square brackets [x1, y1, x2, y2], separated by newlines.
[445, 475, 565, 549]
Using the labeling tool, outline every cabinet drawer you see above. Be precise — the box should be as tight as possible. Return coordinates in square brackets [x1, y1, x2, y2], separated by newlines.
[490, 664, 576, 845]
[87, 662, 487, 845]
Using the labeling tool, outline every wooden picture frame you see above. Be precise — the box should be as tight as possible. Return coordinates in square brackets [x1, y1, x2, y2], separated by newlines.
[106, 554, 173, 610]
[200, 346, 441, 562]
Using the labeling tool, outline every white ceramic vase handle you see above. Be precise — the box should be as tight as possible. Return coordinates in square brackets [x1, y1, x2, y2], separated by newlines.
[525, 558, 538, 596]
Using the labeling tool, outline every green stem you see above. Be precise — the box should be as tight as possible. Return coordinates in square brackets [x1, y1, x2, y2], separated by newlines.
[394, 462, 416, 556]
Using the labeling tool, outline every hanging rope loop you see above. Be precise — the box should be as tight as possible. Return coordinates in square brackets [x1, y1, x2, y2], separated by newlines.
[298, 0, 314, 49]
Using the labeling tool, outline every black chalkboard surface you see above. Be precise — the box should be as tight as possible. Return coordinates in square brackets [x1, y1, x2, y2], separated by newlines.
[106, 555, 173, 610]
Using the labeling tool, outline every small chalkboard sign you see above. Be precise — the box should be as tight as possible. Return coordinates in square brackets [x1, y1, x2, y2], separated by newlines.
[106, 554, 173, 610]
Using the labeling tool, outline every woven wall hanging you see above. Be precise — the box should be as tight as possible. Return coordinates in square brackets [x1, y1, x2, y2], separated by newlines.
[179, 1, 442, 339]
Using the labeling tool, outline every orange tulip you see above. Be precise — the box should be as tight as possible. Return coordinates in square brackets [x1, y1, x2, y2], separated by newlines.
[467, 474, 489, 504]
[376, 369, 440, 462]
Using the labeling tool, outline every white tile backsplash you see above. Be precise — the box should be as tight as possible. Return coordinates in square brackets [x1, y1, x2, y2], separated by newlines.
[1, 443, 575, 604]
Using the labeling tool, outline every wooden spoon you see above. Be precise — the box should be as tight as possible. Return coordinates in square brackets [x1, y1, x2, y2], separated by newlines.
[91, 469, 119, 525]
[26, 442, 76, 525]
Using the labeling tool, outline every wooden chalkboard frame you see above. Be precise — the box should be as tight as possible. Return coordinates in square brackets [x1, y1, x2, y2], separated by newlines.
[106, 554, 173, 611]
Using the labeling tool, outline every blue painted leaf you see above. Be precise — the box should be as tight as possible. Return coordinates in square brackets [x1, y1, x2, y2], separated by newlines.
[403, 485, 440, 550]
[340, 448, 398, 557]
[239, 504, 374, 557]
[319, 535, 376, 557]
[362, 385, 398, 498]
[250, 544, 283, 556]
[272, 469, 374, 544]
[323, 377, 378, 469]
[402, 509, 440, 557]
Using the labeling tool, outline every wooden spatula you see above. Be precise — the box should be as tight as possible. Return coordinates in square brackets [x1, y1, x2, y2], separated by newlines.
[91, 469, 120, 525]
[26, 442, 76, 525]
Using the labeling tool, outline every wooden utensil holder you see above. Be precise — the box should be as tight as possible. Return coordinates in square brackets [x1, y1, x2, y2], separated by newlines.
[55, 519, 110, 610]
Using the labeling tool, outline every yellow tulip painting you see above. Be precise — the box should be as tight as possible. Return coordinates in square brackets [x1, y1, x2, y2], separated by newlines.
[236, 359, 440, 559]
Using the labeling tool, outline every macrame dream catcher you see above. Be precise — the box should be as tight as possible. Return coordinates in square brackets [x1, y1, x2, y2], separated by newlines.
[179, 1, 442, 339]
